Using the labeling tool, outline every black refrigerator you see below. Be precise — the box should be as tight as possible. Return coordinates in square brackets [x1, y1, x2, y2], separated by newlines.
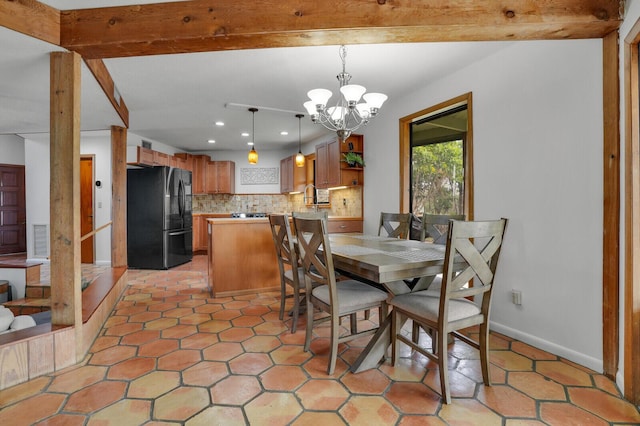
[127, 166, 193, 269]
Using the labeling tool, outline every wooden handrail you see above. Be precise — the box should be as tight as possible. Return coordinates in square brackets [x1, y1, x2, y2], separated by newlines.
[81, 221, 112, 242]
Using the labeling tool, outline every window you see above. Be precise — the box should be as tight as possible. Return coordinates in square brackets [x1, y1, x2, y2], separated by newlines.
[400, 93, 473, 219]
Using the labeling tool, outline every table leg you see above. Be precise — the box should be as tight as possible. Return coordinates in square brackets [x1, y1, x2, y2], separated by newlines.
[350, 313, 410, 373]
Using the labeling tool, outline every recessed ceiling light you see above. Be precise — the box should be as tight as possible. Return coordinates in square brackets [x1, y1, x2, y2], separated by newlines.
[281, 131, 288, 136]
[215, 121, 224, 126]
[208, 139, 215, 144]
[248, 142, 254, 146]
[241, 132, 249, 137]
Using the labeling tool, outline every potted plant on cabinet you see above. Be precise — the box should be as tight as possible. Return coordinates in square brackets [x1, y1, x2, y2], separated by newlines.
[341, 152, 365, 168]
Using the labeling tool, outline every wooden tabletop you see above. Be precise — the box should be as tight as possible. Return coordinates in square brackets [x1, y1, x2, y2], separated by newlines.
[328, 234, 447, 294]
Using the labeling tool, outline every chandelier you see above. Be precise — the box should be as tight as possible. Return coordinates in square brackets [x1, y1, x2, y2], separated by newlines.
[247, 107, 258, 164]
[303, 45, 387, 141]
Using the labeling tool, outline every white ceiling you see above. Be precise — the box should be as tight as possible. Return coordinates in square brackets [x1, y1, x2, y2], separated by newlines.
[2, 1, 512, 152]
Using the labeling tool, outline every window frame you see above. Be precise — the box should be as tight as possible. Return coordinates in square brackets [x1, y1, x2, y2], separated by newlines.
[399, 92, 474, 220]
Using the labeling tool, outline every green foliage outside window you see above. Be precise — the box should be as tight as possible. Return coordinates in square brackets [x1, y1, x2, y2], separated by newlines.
[411, 140, 464, 215]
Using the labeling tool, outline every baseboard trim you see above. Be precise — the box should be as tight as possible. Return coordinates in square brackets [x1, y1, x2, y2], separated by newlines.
[490, 321, 603, 373]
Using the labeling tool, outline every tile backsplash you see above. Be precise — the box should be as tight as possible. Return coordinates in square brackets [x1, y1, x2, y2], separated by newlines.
[193, 187, 362, 217]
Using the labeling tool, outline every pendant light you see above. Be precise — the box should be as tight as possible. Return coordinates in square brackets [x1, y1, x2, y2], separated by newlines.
[295, 113, 305, 167]
[247, 107, 258, 164]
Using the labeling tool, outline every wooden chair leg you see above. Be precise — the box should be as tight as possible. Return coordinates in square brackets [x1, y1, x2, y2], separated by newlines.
[290, 286, 299, 334]
[479, 322, 491, 385]
[412, 321, 420, 343]
[279, 281, 286, 321]
[391, 310, 400, 366]
[350, 313, 357, 334]
[303, 298, 314, 352]
[328, 314, 340, 375]
[364, 309, 371, 320]
[438, 327, 451, 404]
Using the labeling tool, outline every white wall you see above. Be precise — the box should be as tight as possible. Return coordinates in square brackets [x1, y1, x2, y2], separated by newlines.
[362, 39, 604, 372]
[24, 137, 49, 260]
[0, 134, 25, 165]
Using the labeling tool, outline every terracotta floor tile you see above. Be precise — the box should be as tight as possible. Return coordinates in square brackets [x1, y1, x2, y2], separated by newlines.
[35, 413, 87, 426]
[202, 341, 244, 362]
[535, 360, 593, 386]
[47, 365, 108, 393]
[385, 382, 440, 414]
[107, 357, 156, 380]
[218, 326, 255, 342]
[228, 352, 273, 375]
[6, 256, 638, 425]
[161, 324, 198, 339]
[85, 399, 151, 426]
[127, 370, 181, 399]
[242, 335, 282, 352]
[64, 381, 127, 413]
[210, 375, 262, 405]
[339, 395, 400, 425]
[269, 344, 312, 365]
[341, 368, 391, 394]
[153, 387, 210, 421]
[568, 387, 640, 423]
[120, 329, 161, 346]
[439, 398, 503, 425]
[182, 361, 229, 387]
[89, 346, 136, 365]
[157, 348, 201, 371]
[508, 371, 567, 401]
[539, 401, 609, 425]
[260, 365, 308, 391]
[0, 393, 66, 425]
[477, 384, 537, 418]
[290, 411, 347, 426]
[244, 392, 303, 426]
[138, 338, 179, 357]
[185, 406, 246, 426]
[0, 376, 50, 407]
[297, 379, 350, 410]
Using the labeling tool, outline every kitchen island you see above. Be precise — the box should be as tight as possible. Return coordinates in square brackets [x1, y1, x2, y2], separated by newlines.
[206, 216, 363, 297]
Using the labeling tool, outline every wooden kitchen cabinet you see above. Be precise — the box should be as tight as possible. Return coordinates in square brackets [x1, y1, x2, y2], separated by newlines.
[191, 154, 209, 194]
[280, 155, 306, 193]
[315, 134, 363, 189]
[192, 215, 208, 252]
[206, 161, 235, 194]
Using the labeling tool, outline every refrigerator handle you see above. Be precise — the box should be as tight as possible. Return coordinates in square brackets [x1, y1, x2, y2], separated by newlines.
[178, 179, 184, 218]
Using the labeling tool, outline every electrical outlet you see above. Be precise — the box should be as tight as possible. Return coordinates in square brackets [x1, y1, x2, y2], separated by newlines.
[342, 198, 347, 206]
[512, 290, 522, 305]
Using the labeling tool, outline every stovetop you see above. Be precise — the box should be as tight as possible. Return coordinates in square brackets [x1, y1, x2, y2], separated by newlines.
[230, 212, 267, 218]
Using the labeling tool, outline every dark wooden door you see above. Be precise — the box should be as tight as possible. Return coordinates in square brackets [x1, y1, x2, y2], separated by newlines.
[0, 164, 26, 255]
[80, 156, 94, 264]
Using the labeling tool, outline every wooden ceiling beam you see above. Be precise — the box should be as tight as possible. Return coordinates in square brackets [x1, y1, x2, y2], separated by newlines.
[0, 0, 60, 45]
[59, 0, 623, 59]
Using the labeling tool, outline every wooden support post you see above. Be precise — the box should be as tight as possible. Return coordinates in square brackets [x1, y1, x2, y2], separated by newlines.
[49, 52, 82, 347]
[111, 126, 128, 268]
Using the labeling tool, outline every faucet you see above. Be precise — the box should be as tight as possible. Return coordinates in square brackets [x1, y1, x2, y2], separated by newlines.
[303, 184, 318, 212]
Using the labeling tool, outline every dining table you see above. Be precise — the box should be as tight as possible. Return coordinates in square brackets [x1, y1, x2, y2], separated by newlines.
[327, 233, 450, 373]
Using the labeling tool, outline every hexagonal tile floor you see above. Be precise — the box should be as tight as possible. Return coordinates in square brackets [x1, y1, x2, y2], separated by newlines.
[1, 256, 638, 425]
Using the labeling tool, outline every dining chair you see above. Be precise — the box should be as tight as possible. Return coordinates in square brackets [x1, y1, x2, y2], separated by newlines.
[268, 214, 306, 333]
[293, 216, 389, 375]
[378, 212, 412, 239]
[390, 218, 508, 404]
[420, 213, 467, 243]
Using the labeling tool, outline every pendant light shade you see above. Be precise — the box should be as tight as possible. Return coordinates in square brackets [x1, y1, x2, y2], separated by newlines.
[295, 113, 305, 167]
[247, 107, 258, 164]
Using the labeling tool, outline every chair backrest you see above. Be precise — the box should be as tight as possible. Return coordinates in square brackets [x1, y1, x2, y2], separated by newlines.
[440, 218, 508, 316]
[378, 212, 412, 239]
[269, 214, 299, 274]
[293, 216, 338, 306]
[421, 213, 467, 244]
[292, 211, 328, 234]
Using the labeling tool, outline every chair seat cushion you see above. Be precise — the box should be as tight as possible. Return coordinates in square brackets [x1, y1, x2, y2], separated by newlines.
[390, 291, 481, 323]
[312, 280, 387, 313]
[284, 266, 305, 284]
